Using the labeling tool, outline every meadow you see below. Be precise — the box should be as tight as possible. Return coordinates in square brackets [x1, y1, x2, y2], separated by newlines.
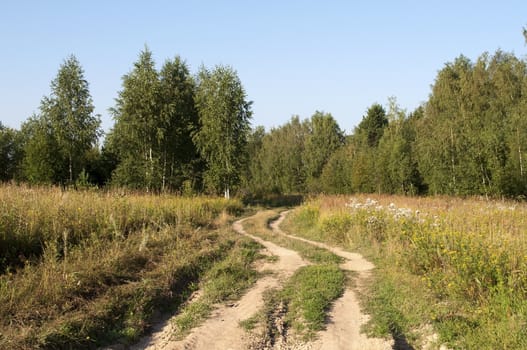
[4, 184, 527, 349]
[284, 195, 527, 349]
[0, 184, 258, 349]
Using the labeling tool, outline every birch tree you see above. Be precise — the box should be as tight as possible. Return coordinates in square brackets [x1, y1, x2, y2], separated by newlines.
[194, 65, 252, 198]
[109, 47, 161, 191]
[40, 55, 101, 184]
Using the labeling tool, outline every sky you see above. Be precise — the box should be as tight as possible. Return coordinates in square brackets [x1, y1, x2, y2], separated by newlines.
[1, 1, 526, 135]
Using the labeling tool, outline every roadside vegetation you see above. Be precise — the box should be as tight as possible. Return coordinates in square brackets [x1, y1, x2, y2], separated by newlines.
[240, 210, 345, 341]
[241, 210, 342, 265]
[171, 238, 262, 339]
[0, 184, 259, 349]
[285, 195, 527, 349]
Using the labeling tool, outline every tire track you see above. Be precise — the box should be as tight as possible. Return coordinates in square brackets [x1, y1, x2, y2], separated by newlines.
[130, 211, 392, 350]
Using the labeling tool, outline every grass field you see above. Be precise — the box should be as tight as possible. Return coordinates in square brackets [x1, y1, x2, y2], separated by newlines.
[0, 184, 257, 349]
[284, 195, 527, 349]
[5, 184, 527, 349]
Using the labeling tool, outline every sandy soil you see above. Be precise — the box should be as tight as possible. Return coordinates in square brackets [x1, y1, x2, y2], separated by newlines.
[129, 211, 393, 350]
[270, 213, 392, 350]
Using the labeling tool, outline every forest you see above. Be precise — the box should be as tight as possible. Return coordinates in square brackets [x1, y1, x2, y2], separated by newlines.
[2, 46, 527, 199]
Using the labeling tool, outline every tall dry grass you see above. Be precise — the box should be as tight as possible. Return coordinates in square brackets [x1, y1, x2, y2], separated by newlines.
[286, 194, 527, 349]
[0, 184, 242, 271]
[0, 184, 244, 349]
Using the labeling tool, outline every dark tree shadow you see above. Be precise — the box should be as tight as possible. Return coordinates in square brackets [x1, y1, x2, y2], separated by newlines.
[243, 193, 304, 208]
[392, 333, 416, 350]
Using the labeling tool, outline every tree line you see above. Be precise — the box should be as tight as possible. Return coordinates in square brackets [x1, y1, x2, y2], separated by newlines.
[0, 48, 251, 197]
[2, 46, 527, 198]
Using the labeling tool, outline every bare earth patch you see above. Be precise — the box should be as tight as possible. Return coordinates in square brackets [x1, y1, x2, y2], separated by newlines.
[130, 211, 393, 349]
[270, 212, 392, 350]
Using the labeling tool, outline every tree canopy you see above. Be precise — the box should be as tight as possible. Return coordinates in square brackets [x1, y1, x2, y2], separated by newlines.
[193, 65, 252, 198]
[20, 56, 101, 185]
[6, 42, 527, 200]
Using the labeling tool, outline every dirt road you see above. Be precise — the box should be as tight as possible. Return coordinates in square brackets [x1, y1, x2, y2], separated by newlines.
[131, 211, 393, 350]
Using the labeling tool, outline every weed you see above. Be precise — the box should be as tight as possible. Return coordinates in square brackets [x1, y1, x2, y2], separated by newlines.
[285, 195, 527, 349]
[239, 314, 260, 331]
[173, 301, 212, 336]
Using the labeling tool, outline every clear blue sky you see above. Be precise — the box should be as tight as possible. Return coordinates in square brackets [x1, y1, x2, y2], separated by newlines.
[1, 0, 526, 135]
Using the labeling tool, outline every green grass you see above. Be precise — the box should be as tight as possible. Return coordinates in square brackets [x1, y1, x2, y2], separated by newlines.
[242, 210, 342, 265]
[239, 314, 260, 331]
[246, 265, 345, 342]
[172, 301, 212, 336]
[360, 269, 433, 347]
[171, 238, 263, 339]
[240, 210, 346, 341]
[282, 265, 345, 337]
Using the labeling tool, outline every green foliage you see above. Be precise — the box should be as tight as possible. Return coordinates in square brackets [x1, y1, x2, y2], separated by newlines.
[303, 111, 345, 192]
[416, 51, 527, 197]
[245, 112, 344, 195]
[0, 122, 23, 181]
[355, 103, 388, 148]
[158, 56, 202, 190]
[108, 49, 201, 193]
[20, 115, 64, 184]
[319, 145, 354, 194]
[44, 55, 101, 184]
[19, 56, 101, 186]
[376, 100, 426, 195]
[194, 65, 252, 198]
[244, 48, 527, 199]
[108, 47, 161, 191]
[250, 116, 308, 194]
[5, 43, 527, 199]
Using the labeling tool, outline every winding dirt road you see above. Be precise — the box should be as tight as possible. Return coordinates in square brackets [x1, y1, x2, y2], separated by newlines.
[131, 211, 393, 350]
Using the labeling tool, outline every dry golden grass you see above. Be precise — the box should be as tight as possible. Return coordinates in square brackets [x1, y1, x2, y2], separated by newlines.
[286, 194, 527, 349]
[0, 184, 245, 349]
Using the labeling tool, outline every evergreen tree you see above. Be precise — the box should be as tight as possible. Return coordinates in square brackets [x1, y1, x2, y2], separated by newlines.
[349, 103, 389, 193]
[355, 103, 388, 148]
